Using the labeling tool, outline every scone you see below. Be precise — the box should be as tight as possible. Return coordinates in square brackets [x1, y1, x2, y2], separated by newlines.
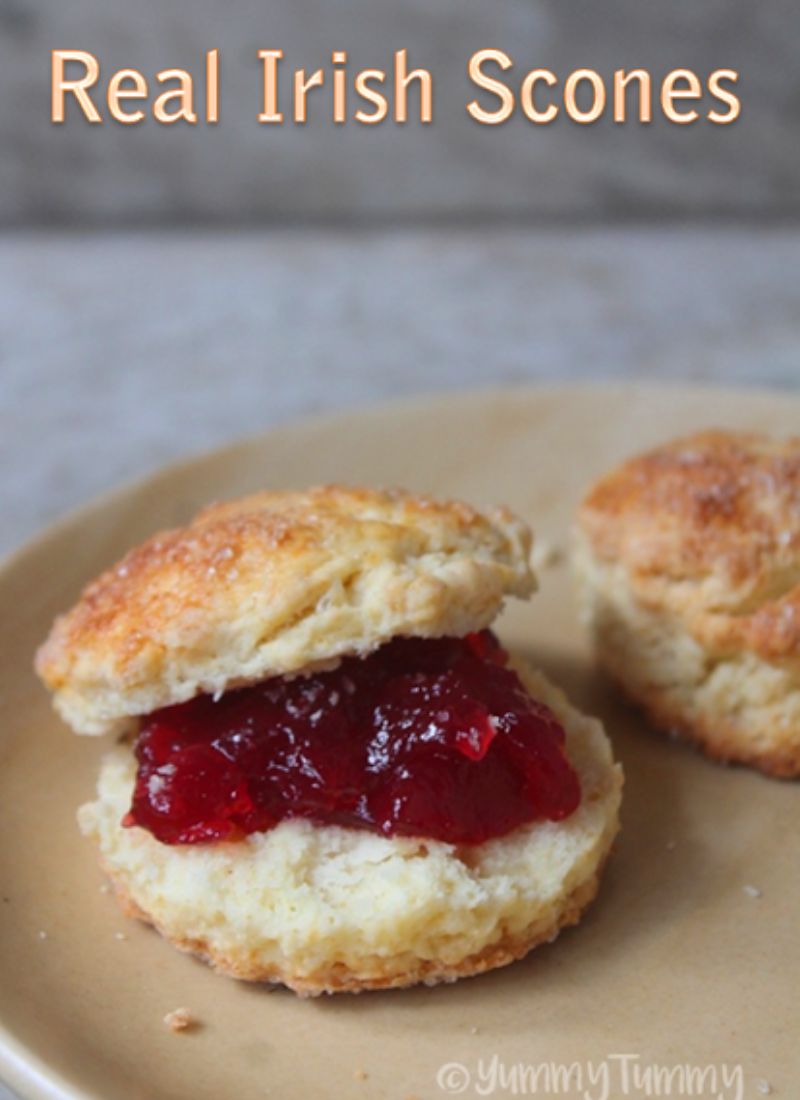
[37, 485, 622, 994]
[575, 430, 800, 778]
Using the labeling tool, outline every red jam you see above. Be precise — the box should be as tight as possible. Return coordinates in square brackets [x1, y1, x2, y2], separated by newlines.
[124, 631, 580, 846]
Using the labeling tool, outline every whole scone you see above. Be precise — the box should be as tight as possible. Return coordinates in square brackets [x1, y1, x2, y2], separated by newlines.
[38, 484, 622, 995]
[575, 430, 800, 778]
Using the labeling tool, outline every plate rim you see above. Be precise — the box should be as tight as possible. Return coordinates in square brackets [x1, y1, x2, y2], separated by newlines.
[2, 379, 797, 1100]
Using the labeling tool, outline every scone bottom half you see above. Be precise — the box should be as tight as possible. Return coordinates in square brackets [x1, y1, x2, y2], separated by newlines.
[576, 430, 800, 778]
[36, 485, 623, 994]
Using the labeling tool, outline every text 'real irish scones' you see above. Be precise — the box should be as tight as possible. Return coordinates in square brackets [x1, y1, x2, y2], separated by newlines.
[574, 429, 800, 777]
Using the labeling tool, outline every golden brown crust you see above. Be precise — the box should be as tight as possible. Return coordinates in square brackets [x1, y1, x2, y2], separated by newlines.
[36, 485, 534, 735]
[104, 851, 609, 996]
[580, 430, 800, 614]
[579, 431, 800, 670]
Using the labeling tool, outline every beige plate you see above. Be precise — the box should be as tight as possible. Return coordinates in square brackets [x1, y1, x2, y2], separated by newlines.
[1, 385, 798, 1100]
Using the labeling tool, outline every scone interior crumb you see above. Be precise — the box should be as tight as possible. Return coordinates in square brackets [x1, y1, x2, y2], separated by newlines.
[574, 529, 800, 776]
[79, 659, 622, 994]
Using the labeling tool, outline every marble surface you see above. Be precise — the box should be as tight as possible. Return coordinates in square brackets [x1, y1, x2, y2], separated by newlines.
[1, 226, 799, 562]
[1, 0, 799, 224]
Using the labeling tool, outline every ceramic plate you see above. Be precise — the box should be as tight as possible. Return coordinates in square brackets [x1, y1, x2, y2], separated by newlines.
[1, 386, 797, 1100]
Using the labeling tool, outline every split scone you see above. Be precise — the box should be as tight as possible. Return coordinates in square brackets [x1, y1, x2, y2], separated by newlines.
[36, 485, 622, 994]
[575, 430, 800, 778]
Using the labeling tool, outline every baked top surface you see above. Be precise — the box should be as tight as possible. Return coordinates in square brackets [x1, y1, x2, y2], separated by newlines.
[36, 484, 534, 734]
[578, 430, 800, 663]
[580, 430, 800, 602]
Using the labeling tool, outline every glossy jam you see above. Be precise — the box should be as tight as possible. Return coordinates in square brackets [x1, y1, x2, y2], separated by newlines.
[125, 631, 580, 846]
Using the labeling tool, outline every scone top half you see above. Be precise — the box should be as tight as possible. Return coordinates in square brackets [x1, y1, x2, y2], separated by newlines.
[36, 485, 535, 738]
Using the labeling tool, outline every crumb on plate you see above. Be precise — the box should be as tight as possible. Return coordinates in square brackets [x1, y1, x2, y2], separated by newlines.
[531, 539, 563, 571]
[163, 1007, 195, 1032]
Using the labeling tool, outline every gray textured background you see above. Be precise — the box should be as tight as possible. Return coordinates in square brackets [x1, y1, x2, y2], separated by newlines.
[1, 0, 798, 549]
[2, 225, 799, 560]
[1, 0, 799, 224]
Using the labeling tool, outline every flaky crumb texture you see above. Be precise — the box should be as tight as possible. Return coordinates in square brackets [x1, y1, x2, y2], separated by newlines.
[81, 661, 622, 995]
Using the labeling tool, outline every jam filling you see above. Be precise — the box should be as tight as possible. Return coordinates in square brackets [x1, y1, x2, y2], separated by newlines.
[125, 631, 580, 846]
